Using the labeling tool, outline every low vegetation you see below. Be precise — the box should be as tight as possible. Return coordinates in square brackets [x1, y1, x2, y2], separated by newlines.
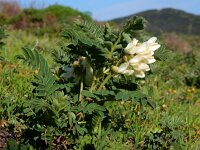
[0, 2, 200, 150]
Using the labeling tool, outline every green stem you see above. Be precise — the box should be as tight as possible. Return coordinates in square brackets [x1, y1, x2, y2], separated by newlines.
[109, 34, 121, 58]
[98, 74, 112, 91]
[89, 81, 95, 92]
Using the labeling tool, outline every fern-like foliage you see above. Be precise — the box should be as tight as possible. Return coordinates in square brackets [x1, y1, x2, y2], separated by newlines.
[76, 20, 104, 40]
[123, 16, 146, 33]
[154, 45, 169, 61]
[150, 46, 170, 73]
[52, 49, 70, 65]
[91, 114, 103, 134]
[61, 21, 103, 47]
[16, 47, 42, 71]
[61, 20, 110, 68]
[33, 74, 60, 98]
[16, 47, 60, 98]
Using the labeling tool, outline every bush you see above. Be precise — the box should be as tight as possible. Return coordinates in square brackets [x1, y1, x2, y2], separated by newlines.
[6, 4, 91, 35]
[10, 17, 166, 149]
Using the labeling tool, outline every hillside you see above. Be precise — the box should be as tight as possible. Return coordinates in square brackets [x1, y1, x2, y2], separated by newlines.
[0, 3, 91, 35]
[112, 8, 200, 35]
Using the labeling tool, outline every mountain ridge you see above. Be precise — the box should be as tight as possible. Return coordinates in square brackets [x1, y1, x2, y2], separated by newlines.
[111, 8, 200, 35]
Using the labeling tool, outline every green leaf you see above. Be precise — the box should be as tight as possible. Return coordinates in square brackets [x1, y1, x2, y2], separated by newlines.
[23, 108, 35, 116]
[147, 98, 156, 109]
[116, 91, 130, 101]
[26, 111, 35, 117]
[154, 45, 169, 61]
[122, 93, 129, 101]
[73, 94, 79, 103]
[32, 50, 40, 70]
[122, 33, 132, 43]
[68, 112, 76, 127]
[61, 20, 110, 68]
[47, 84, 60, 95]
[141, 98, 147, 106]
[22, 47, 32, 64]
[87, 103, 106, 111]
[99, 90, 110, 96]
[76, 124, 87, 135]
[82, 90, 95, 98]
[77, 20, 104, 39]
[5, 139, 31, 150]
[116, 91, 124, 100]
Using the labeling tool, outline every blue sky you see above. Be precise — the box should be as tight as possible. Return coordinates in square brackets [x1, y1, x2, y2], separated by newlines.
[17, 0, 200, 21]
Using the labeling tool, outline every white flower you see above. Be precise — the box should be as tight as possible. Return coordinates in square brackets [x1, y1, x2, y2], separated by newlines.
[147, 37, 157, 43]
[133, 63, 150, 72]
[116, 63, 134, 75]
[122, 69, 134, 75]
[124, 38, 138, 54]
[118, 37, 160, 78]
[129, 55, 156, 64]
[118, 63, 129, 73]
[134, 70, 145, 78]
[124, 37, 160, 55]
[112, 63, 135, 76]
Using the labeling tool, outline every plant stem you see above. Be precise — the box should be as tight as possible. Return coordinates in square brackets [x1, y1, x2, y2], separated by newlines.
[98, 74, 112, 91]
[89, 80, 95, 92]
[79, 79, 84, 102]
[109, 34, 121, 58]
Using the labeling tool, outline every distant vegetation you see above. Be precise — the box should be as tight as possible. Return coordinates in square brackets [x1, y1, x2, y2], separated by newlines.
[112, 8, 200, 36]
[0, 1, 91, 35]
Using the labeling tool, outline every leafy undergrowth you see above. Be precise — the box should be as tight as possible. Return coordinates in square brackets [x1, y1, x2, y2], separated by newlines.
[0, 18, 200, 150]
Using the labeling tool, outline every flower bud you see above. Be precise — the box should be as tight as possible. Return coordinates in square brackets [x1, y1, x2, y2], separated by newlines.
[84, 66, 93, 86]
[80, 56, 86, 61]
[111, 66, 119, 73]
[123, 55, 128, 62]
[72, 61, 79, 67]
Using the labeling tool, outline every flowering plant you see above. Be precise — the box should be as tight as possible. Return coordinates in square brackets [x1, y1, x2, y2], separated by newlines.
[112, 37, 160, 78]
[17, 17, 165, 149]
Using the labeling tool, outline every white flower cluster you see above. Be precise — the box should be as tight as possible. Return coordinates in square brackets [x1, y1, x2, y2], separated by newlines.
[112, 37, 160, 78]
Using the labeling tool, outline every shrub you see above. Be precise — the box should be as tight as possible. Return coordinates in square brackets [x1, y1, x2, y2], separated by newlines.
[12, 17, 166, 149]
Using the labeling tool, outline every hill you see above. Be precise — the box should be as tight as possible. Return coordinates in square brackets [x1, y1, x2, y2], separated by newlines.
[0, 2, 91, 35]
[112, 8, 200, 35]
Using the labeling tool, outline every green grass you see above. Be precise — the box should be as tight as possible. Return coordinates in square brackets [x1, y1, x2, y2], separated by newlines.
[1, 30, 59, 64]
[0, 28, 200, 149]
